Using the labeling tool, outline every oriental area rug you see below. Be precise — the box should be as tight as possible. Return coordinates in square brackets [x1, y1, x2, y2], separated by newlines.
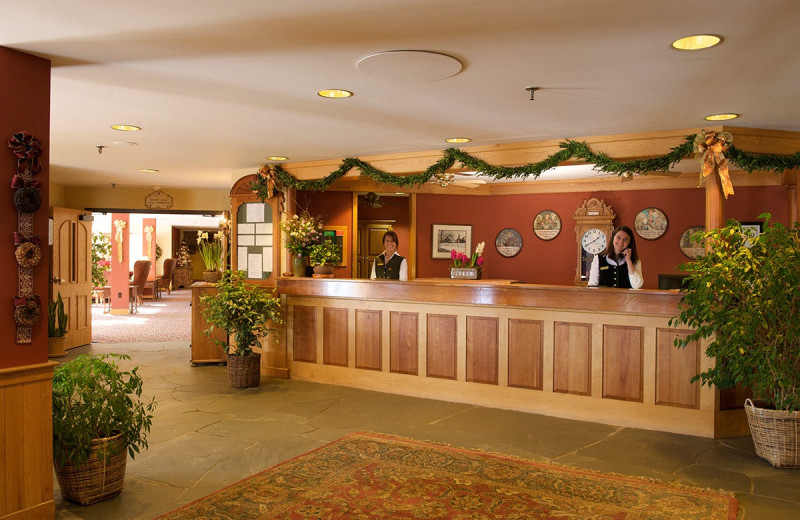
[154, 431, 737, 520]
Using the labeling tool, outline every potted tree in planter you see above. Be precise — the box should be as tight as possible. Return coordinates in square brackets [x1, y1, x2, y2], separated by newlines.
[48, 292, 69, 358]
[670, 214, 800, 467]
[309, 240, 341, 278]
[52, 353, 156, 504]
[201, 270, 283, 388]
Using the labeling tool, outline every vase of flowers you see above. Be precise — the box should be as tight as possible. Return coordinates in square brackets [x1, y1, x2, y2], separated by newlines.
[197, 231, 225, 282]
[280, 214, 323, 277]
[450, 241, 485, 279]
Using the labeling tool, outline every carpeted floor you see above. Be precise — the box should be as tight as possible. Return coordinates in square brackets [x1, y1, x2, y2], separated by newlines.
[153, 431, 738, 520]
[91, 289, 191, 343]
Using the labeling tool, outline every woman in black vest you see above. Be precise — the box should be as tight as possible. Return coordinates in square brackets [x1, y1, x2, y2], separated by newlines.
[370, 231, 408, 280]
[588, 226, 643, 289]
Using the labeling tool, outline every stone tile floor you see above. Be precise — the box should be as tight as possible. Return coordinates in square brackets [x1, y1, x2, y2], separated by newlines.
[54, 341, 799, 520]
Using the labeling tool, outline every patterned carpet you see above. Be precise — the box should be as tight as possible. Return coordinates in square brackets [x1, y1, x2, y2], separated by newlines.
[91, 288, 191, 343]
[154, 431, 738, 520]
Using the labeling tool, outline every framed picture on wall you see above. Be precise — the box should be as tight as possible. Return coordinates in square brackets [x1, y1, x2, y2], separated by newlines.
[432, 224, 471, 259]
[533, 210, 561, 240]
[322, 226, 348, 266]
[634, 207, 668, 240]
[495, 228, 523, 257]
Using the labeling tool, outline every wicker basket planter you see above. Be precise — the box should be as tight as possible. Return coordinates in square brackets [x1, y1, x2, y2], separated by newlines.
[202, 270, 222, 283]
[54, 433, 127, 505]
[48, 335, 67, 358]
[228, 352, 261, 388]
[745, 398, 800, 468]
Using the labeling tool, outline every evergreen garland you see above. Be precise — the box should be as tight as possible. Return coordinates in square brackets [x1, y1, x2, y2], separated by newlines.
[252, 133, 800, 197]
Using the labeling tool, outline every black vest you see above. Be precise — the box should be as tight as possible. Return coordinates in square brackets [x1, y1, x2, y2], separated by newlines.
[375, 253, 404, 279]
[597, 255, 632, 288]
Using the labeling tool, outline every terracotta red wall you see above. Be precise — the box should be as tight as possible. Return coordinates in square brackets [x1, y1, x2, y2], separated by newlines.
[298, 190, 353, 277]
[0, 47, 51, 369]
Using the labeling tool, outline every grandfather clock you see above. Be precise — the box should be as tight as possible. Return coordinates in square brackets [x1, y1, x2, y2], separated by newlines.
[573, 198, 615, 285]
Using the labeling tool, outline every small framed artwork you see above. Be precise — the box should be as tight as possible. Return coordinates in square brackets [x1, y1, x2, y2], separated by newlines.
[679, 226, 705, 259]
[432, 224, 471, 259]
[634, 207, 668, 240]
[741, 221, 763, 247]
[533, 210, 561, 240]
[495, 228, 523, 257]
[322, 226, 348, 266]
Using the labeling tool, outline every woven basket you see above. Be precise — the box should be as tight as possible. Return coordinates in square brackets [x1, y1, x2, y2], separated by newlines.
[227, 352, 261, 388]
[744, 398, 800, 468]
[202, 270, 222, 283]
[54, 433, 127, 505]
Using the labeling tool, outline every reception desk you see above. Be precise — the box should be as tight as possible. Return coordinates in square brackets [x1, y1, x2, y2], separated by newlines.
[276, 277, 746, 438]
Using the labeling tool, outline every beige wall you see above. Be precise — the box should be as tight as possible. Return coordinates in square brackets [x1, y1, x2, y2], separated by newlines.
[53, 183, 230, 212]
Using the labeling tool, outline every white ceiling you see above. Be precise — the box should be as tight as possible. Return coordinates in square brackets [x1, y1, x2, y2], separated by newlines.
[3, 0, 799, 190]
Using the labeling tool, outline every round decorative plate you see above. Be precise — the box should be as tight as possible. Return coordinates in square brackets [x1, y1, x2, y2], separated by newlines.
[680, 226, 705, 259]
[634, 207, 668, 240]
[533, 210, 561, 240]
[495, 228, 522, 258]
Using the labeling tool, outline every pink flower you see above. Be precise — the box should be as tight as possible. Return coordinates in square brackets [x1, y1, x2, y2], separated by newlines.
[451, 249, 457, 260]
[476, 256, 484, 267]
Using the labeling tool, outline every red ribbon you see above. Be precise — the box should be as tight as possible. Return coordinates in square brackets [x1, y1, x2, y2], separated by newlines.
[14, 232, 41, 246]
[7, 131, 43, 160]
[13, 295, 41, 308]
[11, 175, 42, 189]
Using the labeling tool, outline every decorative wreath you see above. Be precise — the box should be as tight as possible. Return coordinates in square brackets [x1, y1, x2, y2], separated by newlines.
[13, 295, 41, 327]
[15, 241, 41, 268]
[12, 185, 42, 213]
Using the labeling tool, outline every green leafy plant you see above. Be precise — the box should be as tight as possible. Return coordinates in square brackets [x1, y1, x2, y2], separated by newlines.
[670, 214, 800, 411]
[91, 232, 111, 288]
[52, 353, 156, 465]
[48, 293, 69, 338]
[309, 240, 341, 266]
[196, 230, 225, 271]
[201, 270, 283, 356]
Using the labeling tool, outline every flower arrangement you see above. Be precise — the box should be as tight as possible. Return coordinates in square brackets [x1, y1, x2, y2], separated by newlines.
[91, 232, 111, 288]
[309, 240, 341, 266]
[280, 214, 324, 257]
[451, 241, 485, 268]
[196, 231, 225, 272]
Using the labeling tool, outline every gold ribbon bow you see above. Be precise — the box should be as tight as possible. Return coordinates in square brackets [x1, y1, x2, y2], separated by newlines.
[257, 164, 278, 200]
[114, 219, 127, 263]
[693, 130, 734, 198]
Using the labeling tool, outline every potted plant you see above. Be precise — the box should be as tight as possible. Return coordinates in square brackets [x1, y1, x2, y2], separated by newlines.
[670, 214, 800, 467]
[52, 353, 157, 504]
[196, 230, 225, 282]
[309, 240, 341, 277]
[450, 241, 485, 279]
[280, 214, 323, 277]
[48, 292, 69, 358]
[201, 270, 284, 388]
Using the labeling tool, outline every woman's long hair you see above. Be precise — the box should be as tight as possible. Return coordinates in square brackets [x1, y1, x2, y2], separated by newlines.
[606, 225, 639, 264]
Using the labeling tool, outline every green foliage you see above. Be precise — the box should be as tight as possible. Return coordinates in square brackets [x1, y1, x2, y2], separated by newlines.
[250, 133, 800, 198]
[91, 232, 111, 288]
[48, 293, 69, 338]
[201, 270, 284, 356]
[670, 214, 800, 411]
[309, 241, 341, 266]
[52, 353, 156, 466]
[196, 230, 225, 271]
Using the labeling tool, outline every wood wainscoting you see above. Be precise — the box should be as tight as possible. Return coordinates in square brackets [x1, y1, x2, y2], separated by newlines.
[0, 362, 56, 520]
[278, 277, 747, 438]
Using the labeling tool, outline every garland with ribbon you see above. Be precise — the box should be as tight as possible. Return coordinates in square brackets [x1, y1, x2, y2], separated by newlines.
[251, 132, 800, 201]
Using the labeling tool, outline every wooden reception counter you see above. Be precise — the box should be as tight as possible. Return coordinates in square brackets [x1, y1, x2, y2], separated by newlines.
[276, 277, 746, 438]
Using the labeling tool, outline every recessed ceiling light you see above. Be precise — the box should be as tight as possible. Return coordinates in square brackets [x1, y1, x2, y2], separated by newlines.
[266, 156, 289, 161]
[110, 124, 141, 131]
[446, 137, 471, 144]
[139, 168, 159, 173]
[671, 34, 722, 51]
[317, 89, 353, 99]
[113, 141, 138, 146]
[704, 113, 739, 121]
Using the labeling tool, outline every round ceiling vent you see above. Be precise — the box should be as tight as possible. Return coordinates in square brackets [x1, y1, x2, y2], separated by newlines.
[356, 50, 462, 82]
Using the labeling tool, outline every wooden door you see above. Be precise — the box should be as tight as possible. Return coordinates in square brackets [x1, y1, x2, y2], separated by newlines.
[357, 222, 393, 278]
[51, 207, 92, 349]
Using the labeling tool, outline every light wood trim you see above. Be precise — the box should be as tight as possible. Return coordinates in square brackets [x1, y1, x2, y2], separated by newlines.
[603, 325, 644, 402]
[390, 312, 418, 375]
[656, 329, 700, 409]
[466, 316, 499, 385]
[355, 309, 381, 370]
[409, 193, 417, 279]
[553, 322, 592, 396]
[508, 319, 544, 390]
[323, 307, 348, 367]
[426, 314, 457, 380]
[292, 305, 316, 363]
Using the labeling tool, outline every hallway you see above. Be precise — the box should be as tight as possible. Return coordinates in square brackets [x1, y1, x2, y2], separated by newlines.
[53, 341, 800, 519]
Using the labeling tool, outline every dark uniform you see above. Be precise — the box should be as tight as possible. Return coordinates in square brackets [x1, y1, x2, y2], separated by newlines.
[374, 253, 405, 279]
[596, 255, 632, 288]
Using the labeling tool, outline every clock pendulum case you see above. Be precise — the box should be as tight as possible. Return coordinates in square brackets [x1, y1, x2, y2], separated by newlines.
[572, 198, 615, 285]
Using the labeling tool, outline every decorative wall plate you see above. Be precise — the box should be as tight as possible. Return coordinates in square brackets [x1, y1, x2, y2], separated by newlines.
[495, 228, 522, 258]
[679, 226, 705, 259]
[533, 210, 561, 240]
[634, 207, 668, 240]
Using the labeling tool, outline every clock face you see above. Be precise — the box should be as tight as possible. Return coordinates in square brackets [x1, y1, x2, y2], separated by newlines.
[581, 228, 607, 254]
